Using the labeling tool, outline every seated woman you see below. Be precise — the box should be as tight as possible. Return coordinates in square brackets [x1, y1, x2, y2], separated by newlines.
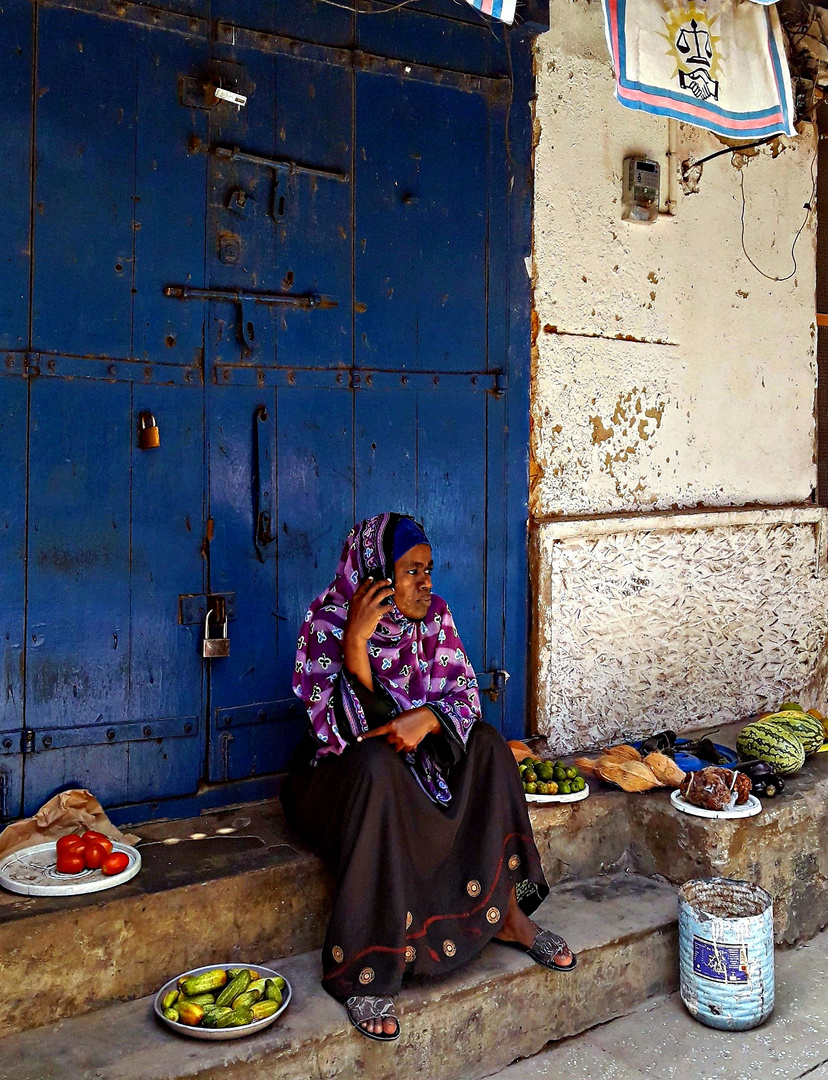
[281, 513, 575, 1042]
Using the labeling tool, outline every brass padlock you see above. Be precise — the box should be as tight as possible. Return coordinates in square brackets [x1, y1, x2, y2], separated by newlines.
[202, 608, 230, 659]
[137, 412, 160, 450]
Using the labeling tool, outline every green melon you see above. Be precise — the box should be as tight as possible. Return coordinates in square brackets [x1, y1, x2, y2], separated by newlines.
[736, 720, 806, 774]
[763, 710, 824, 755]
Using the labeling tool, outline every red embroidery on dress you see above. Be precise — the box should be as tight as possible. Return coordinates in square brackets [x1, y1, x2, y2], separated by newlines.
[325, 831, 539, 976]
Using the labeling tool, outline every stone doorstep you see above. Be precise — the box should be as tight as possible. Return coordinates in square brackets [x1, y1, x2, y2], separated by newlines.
[1, 740, 826, 1040]
[0, 793, 630, 1039]
[0, 874, 679, 1080]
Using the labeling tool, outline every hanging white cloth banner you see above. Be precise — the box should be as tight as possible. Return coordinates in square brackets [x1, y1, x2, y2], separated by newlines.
[600, 0, 796, 138]
[464, 0, 516, 24]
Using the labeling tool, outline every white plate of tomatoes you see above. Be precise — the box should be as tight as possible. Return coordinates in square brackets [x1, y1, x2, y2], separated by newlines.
[0, 831, 141, 896]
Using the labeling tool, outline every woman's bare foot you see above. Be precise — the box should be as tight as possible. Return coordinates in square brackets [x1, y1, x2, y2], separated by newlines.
[495, 886, 574, 967]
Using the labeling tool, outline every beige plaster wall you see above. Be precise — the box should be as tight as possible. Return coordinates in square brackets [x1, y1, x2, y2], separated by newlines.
[531, 0, 824, 749]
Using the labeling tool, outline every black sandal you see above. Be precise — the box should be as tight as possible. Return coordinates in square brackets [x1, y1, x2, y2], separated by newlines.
[498, 922, 578, 972]
[345, 995, 401, 1042]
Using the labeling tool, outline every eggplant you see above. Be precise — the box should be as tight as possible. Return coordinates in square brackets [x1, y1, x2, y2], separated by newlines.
[641, 730, 677, 755]
[741, 760, 773, 779]
[751, 779, 767, 797]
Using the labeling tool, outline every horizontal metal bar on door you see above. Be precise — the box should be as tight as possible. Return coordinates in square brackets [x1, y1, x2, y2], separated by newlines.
[21, 716, 199, 753]
[39, 0, 512, 95]
[214, 22, 509, 96]
[212, 366, 506, 392]
[164, 286, 336, 310]
[214, 699, 303, 731]
[40, 0, 207, 39]
[0, 352, 203, 386]
[211, 145, 349, 184]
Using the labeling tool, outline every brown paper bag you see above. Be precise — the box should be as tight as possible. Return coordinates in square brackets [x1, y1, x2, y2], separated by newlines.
[0, 789, 139, 860]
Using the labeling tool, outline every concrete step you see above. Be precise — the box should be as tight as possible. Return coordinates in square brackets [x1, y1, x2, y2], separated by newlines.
[2, 729, 825, 1039]
[0, 874, 679, 1080]
[0, 793, 629, 1038]
[627, 738, 828, 945]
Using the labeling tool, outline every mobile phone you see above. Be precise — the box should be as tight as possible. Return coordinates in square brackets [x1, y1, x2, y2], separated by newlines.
[367, 567, 395, 605]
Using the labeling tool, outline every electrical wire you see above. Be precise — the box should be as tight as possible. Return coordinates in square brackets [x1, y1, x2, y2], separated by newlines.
[314, 0, 421, 13]
[738, 143, 817, 283]
[688, 136, 777, 171]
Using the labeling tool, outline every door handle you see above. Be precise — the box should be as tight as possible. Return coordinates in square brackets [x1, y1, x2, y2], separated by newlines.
[254, 405, 276, 562]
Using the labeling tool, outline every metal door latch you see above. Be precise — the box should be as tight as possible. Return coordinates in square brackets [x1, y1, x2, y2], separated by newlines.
[479, 669, 511, 703]
[164, 285, 337, 354]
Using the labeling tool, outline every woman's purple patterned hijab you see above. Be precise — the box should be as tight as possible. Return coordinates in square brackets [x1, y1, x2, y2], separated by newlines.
[293, 513, 482, 805]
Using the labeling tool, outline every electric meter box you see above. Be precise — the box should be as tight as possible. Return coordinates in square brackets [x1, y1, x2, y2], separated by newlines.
[622, 157, 660, 224]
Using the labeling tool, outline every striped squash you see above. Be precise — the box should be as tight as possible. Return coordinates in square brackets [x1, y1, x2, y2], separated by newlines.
[736, 720, 806, 775]
[763, 710, 825, 755]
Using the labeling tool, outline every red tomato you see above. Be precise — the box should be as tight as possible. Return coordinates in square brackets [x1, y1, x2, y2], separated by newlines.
[56, 851, 86, 875]
[84, 842, 108, 870]
[101, 851, 129, 876]
[56, 834, 85, 856]
[81, 830, 113, 854]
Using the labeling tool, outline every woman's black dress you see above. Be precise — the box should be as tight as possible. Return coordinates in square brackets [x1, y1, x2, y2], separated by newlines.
[281, 721, 549, 1001]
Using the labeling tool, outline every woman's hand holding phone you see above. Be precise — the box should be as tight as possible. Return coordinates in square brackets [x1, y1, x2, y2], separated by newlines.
[343, 575, 394, 689]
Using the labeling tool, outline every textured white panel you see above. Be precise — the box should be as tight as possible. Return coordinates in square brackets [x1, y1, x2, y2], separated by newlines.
[534, 517, 828, 751]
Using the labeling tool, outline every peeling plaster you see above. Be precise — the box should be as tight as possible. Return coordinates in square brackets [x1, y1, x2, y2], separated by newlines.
[529, 0, 822, 747]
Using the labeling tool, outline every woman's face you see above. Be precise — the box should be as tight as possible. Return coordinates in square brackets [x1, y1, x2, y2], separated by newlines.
[393, 544, 433, 621]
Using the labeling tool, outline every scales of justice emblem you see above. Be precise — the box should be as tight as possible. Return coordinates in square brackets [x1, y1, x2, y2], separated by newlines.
[661, 1, 722, 101]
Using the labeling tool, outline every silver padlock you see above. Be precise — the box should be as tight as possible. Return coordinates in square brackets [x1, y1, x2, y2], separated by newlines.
[202, 607, 230, 659]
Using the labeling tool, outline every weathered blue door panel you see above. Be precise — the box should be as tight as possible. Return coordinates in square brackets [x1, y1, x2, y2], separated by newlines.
[271, 52, 353, 369]
[354, 74, 488, 372]
[354, 383, 488, 672]
[0, 0, 32, 351]
[205, 46, 352, 370]
[0, 379, 28, 735]
[23, 377, 205, 813]
[207, 385, 280, 777]
[0, 377, 28, 819]
[132, 29, 209, 365]
[273, 386, 355, 673]
[130, 383, 205, 724]
[207, 47, 281, 367]
[207, 384, 353, 780]
[33, 9, 138, 358]
[415, 389, 488, 677]
[27, 379, 132, 729]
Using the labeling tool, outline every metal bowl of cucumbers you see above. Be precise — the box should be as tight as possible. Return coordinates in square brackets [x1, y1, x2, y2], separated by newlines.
[154, 963, 291, 1040]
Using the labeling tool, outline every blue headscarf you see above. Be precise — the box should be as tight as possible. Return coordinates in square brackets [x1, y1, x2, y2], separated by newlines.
[392, 516, 429, 564]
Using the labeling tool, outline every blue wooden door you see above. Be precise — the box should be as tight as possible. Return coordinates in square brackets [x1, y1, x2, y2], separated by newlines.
[0, 0, 529, 818]
[203, 25, 517, 784]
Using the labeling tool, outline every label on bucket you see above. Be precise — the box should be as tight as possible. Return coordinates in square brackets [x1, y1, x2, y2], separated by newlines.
[692, 937, 748, 983]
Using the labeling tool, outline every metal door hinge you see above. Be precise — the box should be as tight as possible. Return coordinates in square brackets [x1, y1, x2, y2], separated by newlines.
[489, 371, 507, 399]
[477, 669, 511, 703]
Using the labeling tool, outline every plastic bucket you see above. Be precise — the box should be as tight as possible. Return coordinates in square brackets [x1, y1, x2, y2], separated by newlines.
[678, 878, 774, 1031]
